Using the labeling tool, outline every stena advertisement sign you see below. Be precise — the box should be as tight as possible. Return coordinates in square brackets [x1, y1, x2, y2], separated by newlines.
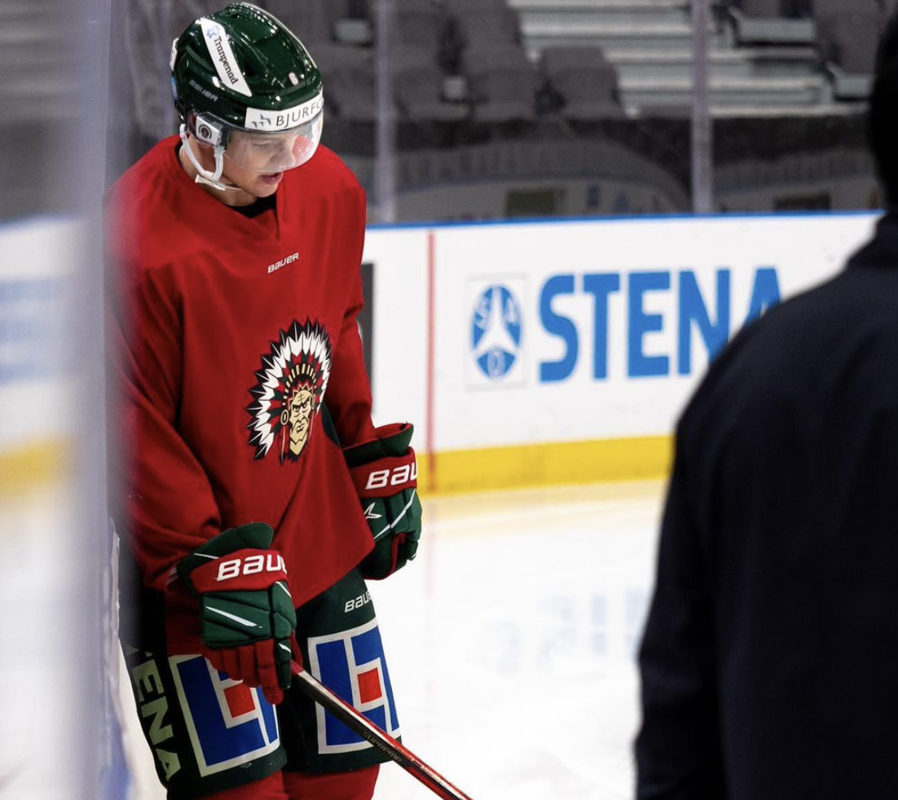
[468, 264, 779, 385]
[364, 213, 878, 490]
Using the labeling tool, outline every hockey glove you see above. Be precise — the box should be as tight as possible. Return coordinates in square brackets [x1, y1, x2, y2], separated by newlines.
[176, 523, 297, 704]
[344, 423, 423, 580]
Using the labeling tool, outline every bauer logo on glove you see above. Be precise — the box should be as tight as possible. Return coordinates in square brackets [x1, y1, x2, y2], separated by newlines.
[364, 462, 417, 492]
[216, 552, 287, 581]
[344, 423, 423, 580]
[177, 522, 297, 704]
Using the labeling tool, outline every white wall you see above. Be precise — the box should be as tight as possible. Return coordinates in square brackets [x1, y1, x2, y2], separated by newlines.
[0, 216, 81, 452]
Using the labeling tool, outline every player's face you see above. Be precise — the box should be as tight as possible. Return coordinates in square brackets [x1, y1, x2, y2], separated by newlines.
[185, 118, 321, 206]
[222, 120, 322, 197]
[222, 130, 306, 197]
[186, 140, 278, 205]
[208, 138, 289, 201]
[287, 388, 314, 455]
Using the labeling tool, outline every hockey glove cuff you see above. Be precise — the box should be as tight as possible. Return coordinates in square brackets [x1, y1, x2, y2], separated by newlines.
[177, 523, 297, 704]
[344, 423, 423, 580]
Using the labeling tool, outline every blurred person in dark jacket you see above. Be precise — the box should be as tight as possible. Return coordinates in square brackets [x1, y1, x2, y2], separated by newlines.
[635, 12, 898, 800]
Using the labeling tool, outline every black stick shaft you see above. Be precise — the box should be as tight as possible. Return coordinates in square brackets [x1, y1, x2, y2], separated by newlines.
[290, 667, 475, 800]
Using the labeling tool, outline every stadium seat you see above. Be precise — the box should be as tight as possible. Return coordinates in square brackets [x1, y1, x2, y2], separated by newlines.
[781, 0, 813, 18]
[309, 44, 377, 122]
[443, 0, 522, 47]
[260, 0, 332, 45]
[391, 46, 469, 122]
[816, 1, 885, 72]
[725, 0, 812, 16]
[463, 44, 538, 122]
[260, 0, 330, 44]
[540, 46, 625, 121]
[376, 0, 466, 77]
[391, 0, 444, 47]
[740, 0, 784, 15]
[333, 0, 374, 46]
[442, 0, 513, 11]
[815, 0, 886, 99]
[727, 0, 817, 44]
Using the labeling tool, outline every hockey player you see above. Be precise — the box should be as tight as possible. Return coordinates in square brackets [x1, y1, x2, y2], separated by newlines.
[636, 10, 898, 800]
[106, 5, 422, 799]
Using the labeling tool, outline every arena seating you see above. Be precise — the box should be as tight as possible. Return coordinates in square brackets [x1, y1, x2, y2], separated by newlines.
[814, 0, 886, 99]
[540, 45, 626, 120]
[392, 0, 445, 49]
[307, 43, 377, 122]
[142, 0, 892, 126]
[391, 45, 470, 121]
[462, 43, 539, 122]
[444, 0, 523, 47]
[727, 0, 817, 45]
[106, 0, 883, 221]
[261, 0, 332, 45]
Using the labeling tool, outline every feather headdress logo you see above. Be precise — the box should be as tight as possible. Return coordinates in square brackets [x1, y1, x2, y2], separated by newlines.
[246, 320, 332, 464]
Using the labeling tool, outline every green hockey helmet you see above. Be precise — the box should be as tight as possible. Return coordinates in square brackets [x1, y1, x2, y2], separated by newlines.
[170, 3, 324, 189]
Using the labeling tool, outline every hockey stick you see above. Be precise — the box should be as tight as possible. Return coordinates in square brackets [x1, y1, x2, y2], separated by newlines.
[289, 660, 475, 800]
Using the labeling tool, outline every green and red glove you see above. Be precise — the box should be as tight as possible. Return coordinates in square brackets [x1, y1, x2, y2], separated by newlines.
[176, 523, 297, 704]
[344, 423, 423, 579]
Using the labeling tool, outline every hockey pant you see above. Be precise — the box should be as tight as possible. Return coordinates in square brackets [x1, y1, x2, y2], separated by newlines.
[121, 568, 400, 800]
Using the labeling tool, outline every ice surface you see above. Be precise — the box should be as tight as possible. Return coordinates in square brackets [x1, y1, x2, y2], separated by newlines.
[118, 481, 665, 800]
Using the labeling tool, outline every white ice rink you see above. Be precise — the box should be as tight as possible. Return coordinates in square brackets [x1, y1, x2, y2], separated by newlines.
[120, 480, 666, 800]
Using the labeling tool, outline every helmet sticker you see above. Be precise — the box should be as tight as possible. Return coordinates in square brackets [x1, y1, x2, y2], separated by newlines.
[244, 92, 324, 132]
[199, 17, 253, 98]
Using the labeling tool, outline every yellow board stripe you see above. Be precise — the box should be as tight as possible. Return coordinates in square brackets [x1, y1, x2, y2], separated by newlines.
[1, 436, 673, 499]
[0, 440, 72, 497]
[418, 435, 674, 496]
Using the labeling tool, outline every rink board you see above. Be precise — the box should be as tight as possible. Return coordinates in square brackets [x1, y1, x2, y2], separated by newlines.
[0, 214, 879, 495]
[0, 217, 81, 494]
[364, 212, 879, 493]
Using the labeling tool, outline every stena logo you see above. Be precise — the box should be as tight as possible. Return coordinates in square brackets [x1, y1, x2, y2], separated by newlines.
[471, 284, 523, 380]
[365, 462, 417, 491]
[217, 553, 286, 582]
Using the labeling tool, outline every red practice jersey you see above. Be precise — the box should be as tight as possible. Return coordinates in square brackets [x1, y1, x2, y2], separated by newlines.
[107, 137, 376, 648]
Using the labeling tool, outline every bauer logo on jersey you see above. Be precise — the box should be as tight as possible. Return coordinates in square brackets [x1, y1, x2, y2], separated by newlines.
[168, 655, 280, 777]
[307, 619, 401, 754]
[246, 320, 333, 464]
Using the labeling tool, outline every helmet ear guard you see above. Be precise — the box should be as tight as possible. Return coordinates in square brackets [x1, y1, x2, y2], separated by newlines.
[180, 112, 230, 191]
[191, 113, 225, 148]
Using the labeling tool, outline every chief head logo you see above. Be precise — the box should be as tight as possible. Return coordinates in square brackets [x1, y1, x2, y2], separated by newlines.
[246, 320, 332, 464]
[471, 284, 522, 380]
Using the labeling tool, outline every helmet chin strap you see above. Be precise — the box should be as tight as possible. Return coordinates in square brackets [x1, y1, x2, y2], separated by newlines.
[179, 125, 239, 193]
